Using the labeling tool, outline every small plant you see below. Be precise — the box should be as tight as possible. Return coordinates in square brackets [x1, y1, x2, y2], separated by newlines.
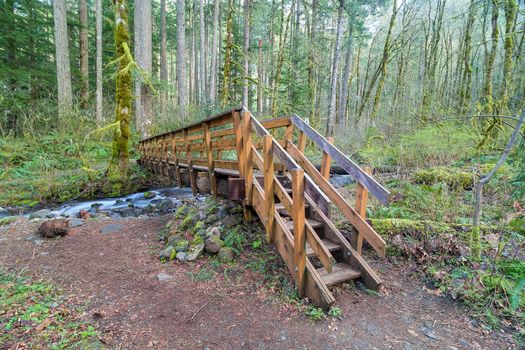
[305, 306, 325, 321]
[251, 239, 262, 249]
[188, 268, 216, 282]
[328, 306, 342, 318]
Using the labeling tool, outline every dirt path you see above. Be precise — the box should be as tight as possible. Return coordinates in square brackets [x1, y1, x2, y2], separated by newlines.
[0, 216, 517, 349]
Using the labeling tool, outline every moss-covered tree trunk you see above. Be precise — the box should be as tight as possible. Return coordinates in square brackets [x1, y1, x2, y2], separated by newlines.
[110, 0, 132, 179]
[501, 0, 517, 113]
[221, 0, 234, 107]
[482, 0, 499, 113]
[459, 0, 476, 112]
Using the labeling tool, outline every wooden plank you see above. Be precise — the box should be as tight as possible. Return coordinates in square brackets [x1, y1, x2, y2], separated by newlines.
[291, 114, 390, 205]
[298, 130, 307, 152]
[287, 141, 386, 257]
[355, 166, 371, 255]
[203, 123, 217, 197]
[251, 144, 264, 170]
[260, 115, 291, 129]
[291, 169, 306, 296]
[305, 223, 333, 273]
[183, 129, 197, 195]
[210, 127, 235, 138]
[232, 111, 245, 177]
[263, 135, 275, 242]
[317, 263, 361, 286]
[320, 136, 333, 180]
[211, 138, 236, 149]
[307, 195, 383, 290]
[242, 110, 254, 222]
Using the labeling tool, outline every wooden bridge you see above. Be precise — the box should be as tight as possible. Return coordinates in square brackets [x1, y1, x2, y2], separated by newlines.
[138, 108, 390, 309]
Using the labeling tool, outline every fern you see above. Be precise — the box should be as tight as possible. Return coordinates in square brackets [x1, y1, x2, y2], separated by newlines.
[510, 278, 525, 310]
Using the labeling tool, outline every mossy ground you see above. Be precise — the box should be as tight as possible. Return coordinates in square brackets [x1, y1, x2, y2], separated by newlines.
[0, 271, 102, 349]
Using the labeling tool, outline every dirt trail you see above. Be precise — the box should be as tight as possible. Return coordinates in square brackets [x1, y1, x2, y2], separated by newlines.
[0, 216, 517, 349]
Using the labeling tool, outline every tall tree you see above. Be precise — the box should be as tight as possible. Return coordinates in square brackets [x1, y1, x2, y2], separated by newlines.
[177, 0, 188, 117]
[242, 0, 251, 108]
[326, 0, 344, 136]
[209, 0, 220, 102]
[221, 0, 234, 106]
[199, 0, 206, 100]
[458, 0, 476, 111]
[337, 19, 353, 126]
[501, 0, 517, 112]
[134, 0, 152, 136]
[111, 0, 132, 178]
[96, 0, 103, 122]
[79, 0, 89, 108]
[482, 0, 499, 113]
[53, 0, 73, 118]
[160, 0, 168, 120]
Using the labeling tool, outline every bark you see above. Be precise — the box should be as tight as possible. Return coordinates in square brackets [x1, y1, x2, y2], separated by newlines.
[177, 0, 188, 117]
[209, 0, 220, 102]
[96, 0, 103, 123]
[501, 0, 517, 113]
[160, 0, 168, 120]
[79, 0, 89, 108]
[221, 0, 234, 106]
[242, 0, 251, 108]
[111, 0, 132, 179]
[257, 39, 263, 114]
[134, 0, 152, 137]
[459, 0, 476, 111]
[53, 0, 73, 118]
[482, 0, 499, 113]
[371, 0, 397, 120]
[337, 22, 353, 127]
[199, 0, 206, 100]
[326, 0, 344, 137]
[192, 0, 199, 104]
[307, 0, 318, 127]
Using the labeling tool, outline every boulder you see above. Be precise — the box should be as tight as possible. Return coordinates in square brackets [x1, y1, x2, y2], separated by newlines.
[29, 209, 53, 220]
[217, 247, 235, 263]
[176, 251, 188, 262]
[186, 243, 204, 261]
[38, 219, 69, 238]
[205, 214, 218, 225]
[206, 227, 221, 238]
[205, 236, 224, 254]
[68, 218, 85, 228]
[159, 246, 175, 260]
[223, 215, 241, 227]
[144, 191, 156, 199]
[174, 239, 189, 252]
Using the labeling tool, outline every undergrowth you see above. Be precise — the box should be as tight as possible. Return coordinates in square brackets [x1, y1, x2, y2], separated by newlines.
[0, 270, 102, 349]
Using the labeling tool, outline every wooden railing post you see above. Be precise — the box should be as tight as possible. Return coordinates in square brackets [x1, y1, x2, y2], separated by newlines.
[298, 130, 307, 153]
[203, 122, 217, 197]
[242, 111, 253, 222]
[291, 168, 306, 296]
[232, 111, 245, 177]
[262, 135, 275, 241]
[183, 129, 197, 195]
[354, 166, 371, 255]
[320, 136, 334, 180]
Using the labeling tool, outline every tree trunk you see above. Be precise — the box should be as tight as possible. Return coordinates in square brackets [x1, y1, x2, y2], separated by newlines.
[192, 0, 199, 104]
[96, 0, 103, 123]
[111, 0, 132, 179]
[501, 0, 517, 113]
[325, 0, 344, 137]
[160, 0, 168, 121]
[134, 0, 152, 137]
[199, 0, 206, 100]
[242, 0, 251, 108]
[257, 39, 263, 113]
[79, 0, 89, 108]
[371, 0, 397, 120]
[221, 0, 234, 107]
[459, 0, 476, 112]
[337, 22, 353, 127]
[177, 0, 188, 117]
[482, 0, 499, 113]
[53, 0, 73, 118]
[209, 0, 220, 102]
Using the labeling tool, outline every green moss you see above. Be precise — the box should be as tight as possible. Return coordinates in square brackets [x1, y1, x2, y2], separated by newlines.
[175, 204, 188, 219]
[194, 220, 205, 232]
[180, 208, 198, 230]
[193, 234, 204, 245]
[414, 167, 473, 190]
[169, 248, 177, 260]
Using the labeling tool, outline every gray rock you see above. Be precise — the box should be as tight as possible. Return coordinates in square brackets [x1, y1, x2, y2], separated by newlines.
[159, 246, 175, 259]
[144, 191, 156, 199]
[420, 326, 438, 340]
[217, 207, 229, 219]
[176, 251, 188, 261]
[100, 223, 124, 234]
[174, 240, 189, 252]
[206, 227, 221, 238]
[196, 229, 207, 238]
[156, 272, 173, 281]
[68, 218, 85, 228]
[205, 214, 218, 225]
[205, 236, 224, 254]
[218, 247, 234, 263]
[223, 215, 241, 227]
[29, 209, 53, 220]
[186, 243, 204, 261]
[109, 212, 122, 220]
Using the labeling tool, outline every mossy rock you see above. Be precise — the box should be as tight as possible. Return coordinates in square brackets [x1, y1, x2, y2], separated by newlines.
[217, 247, 235, 263]
[175, 204, 188, 219]
[180, 208, 199, 230]
[194, 220, 205, 232]
[193, 234, 204, 245]
[175, 239, 190, 252]
[414, 167, 473, 190]
[205, 214, 218, 225]
[203, 199, 219, 216]
[144, 191, 156, 199]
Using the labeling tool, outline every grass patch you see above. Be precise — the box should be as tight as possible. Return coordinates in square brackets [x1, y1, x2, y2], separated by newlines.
[0, 270, 102, 349]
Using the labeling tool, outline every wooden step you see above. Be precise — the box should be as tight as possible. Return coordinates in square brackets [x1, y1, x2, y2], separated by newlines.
[285, 218, 323, 232]
[306, 239, 341, 256]
[275, 203, 309, 215]
[317, 263, 361, 286]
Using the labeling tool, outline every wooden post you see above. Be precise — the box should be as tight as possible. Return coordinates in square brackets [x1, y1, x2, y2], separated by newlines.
[263, 135, 275, 241]
[320, 136, 333, 180]
[242, 110, 253, 222]
[355, 166, 371, 255]
[183, 129, 197, 195]
[298, 130, 307, 153]
[291, 168, 306, 296]
[232, 111, 245, 177]
[203, 122, 217, 196]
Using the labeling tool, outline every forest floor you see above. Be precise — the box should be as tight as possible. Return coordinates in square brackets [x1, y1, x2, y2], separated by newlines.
[0, 214, 518, 350]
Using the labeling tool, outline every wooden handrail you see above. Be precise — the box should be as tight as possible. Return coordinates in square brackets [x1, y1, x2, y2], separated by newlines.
[291, 168, 306, 296]
[290, 114, 390, 205]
